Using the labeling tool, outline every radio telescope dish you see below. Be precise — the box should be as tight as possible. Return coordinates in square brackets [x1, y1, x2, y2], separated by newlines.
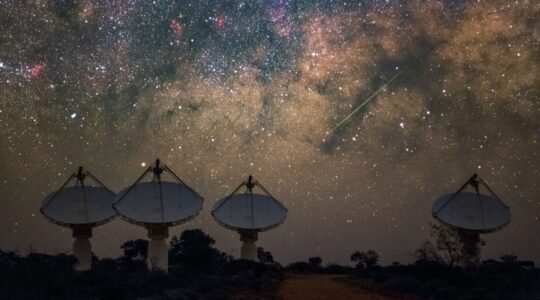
[212, 175, 287, 261]
[433, 192, 510, 233]
[432, 173, 510, 259]
[40, 167, 116, 271]
[115, 181, 202, 226]
[113, 159, 203, 272]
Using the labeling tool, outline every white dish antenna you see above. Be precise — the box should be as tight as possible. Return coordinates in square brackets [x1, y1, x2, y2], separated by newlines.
[432, 174, 510, 233]
[113, 159, 203, 272]
[432, 174, 510, 259]
[40, 167, 116, 271]
[212, 176, 287, 261]
[114, 181, 202, 226]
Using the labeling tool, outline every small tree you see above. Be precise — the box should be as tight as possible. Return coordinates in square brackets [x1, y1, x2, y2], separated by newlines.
[500, 254, 518, 263]
[308, 257, 322, 270]
[121, 239, 148, 261]
[351, 250, 379, 270]
[414, 240, 443, 263]
[415, 223, 484, 267]
[257, 247, 274, 263]
[119, 239, 148, 271]
[169, 229, 226, 273]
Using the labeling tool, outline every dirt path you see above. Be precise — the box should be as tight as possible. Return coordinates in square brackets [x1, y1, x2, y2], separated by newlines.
[280, 274, 399, 300]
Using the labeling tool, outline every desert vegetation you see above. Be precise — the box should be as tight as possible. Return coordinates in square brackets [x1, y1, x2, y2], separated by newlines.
[1, 226, 539, 299]
[0, 229, 283, 300]
[285, 224, 540, 300]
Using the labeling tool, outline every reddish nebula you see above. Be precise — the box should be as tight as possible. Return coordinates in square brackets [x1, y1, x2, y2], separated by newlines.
[214, 14, 226, 31]
[170, 19, 183, 38]
[28, 63, 45, 78]
[269, 8, 291, 38]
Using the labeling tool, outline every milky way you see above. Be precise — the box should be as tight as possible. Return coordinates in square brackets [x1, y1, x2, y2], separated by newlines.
[0, 0, 538, 264]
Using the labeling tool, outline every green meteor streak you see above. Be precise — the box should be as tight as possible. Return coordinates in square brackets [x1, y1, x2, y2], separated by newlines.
[327, 71, 402, 135]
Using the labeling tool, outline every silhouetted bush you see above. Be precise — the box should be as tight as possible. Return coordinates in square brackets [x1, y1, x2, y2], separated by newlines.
[323, 263, 353, 274]
[285, 261, 312, 273]
[257, 247, 274, 263]
[169, 229, 227, 274]
[118, 239, 148, 272]
[0, 229, 284, 300]
[342, 254, 540, 300]
[121, 239, 148, 260]
[308, 256, 323, 269]
[286, 258, 354, 274]
[351, 250, 379, 270]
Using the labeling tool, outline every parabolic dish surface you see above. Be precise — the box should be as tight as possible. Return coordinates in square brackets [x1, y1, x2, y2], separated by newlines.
[41, 186, 116, 226]
[114, 181, 203, 226]
[433, 192, 510, 233]
[212, 193, 287, 231]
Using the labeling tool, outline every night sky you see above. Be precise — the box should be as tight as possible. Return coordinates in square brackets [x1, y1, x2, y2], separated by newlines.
[0, 0, 538, 265]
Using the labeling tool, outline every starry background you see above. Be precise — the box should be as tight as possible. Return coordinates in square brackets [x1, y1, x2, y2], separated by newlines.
[0, 0, 538, 265]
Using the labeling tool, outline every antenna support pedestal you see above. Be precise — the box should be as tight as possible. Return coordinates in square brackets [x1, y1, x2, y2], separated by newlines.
[239, 230, 258, 261]
[72, 226, 92, 239]
[146, 225, 169, 272]
[72, 226, 93, 271]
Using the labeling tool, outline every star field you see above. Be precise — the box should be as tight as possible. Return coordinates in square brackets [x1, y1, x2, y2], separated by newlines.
[0, 0, 538, 265]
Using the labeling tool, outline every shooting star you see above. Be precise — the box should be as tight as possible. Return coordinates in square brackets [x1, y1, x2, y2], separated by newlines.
[327, 71, 402, 136]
